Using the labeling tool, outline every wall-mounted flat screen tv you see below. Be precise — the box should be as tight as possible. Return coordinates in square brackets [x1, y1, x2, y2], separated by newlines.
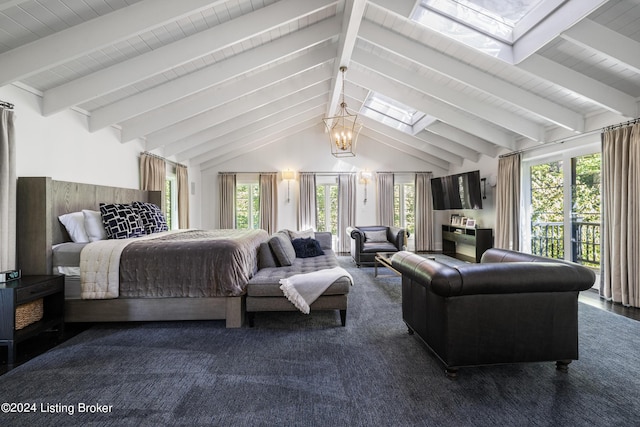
[430, 170, 483, 210]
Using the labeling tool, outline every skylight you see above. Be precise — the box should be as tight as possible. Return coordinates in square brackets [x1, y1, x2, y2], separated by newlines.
[412, 0, 562, 61]
[360, 92, 433, 135]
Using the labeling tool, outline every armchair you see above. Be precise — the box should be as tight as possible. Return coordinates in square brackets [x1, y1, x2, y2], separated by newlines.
[346, 225, 406, 267]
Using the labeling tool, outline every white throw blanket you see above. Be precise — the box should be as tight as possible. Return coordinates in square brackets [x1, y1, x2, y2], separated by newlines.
[79, 230, 180, 299]
[279, 267, 353, 314]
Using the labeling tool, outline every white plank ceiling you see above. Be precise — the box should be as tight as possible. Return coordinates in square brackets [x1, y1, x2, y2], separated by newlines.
[1, 0, 639, 171]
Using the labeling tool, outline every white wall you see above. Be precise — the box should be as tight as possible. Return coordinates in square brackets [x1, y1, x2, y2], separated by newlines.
[1, 84, 201, 228]
[199, 124, 448, 231]
[2, 85, 144, 189]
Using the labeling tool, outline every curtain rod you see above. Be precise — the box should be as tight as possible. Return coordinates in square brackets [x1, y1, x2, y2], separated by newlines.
[141, 151, 185, 168]
[301, 171, 433, 175]
[218, 171, 278, 175]
[0, 100, 14, 110]
[377, 171, 433, 174]
[500, 116, 640, 158]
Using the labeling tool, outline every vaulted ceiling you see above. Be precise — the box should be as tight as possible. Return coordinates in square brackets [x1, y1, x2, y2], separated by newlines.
[1, 0, 639, 172]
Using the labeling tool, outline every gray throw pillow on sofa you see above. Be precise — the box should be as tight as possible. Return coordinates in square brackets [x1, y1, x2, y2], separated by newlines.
[365, 229, 388, 243]
[269, 232, 297, 266]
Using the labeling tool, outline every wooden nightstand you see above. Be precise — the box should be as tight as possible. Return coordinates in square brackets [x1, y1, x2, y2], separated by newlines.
[0, 275, 65, 368]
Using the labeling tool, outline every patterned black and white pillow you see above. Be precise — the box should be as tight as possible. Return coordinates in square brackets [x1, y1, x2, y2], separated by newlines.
[132, 201, 169, 234]
[99, 203, 145, 239]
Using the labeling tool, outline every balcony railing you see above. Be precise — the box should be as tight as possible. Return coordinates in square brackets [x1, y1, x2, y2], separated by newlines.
[531, 221, 600, 267]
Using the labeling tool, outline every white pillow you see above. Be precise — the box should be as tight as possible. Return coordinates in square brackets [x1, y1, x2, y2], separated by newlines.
[82, 209, 107, 242]
[287, 228, 315, 240]
[58, 212, 90, 243]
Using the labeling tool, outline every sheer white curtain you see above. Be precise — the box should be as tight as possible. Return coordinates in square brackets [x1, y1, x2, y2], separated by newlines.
[337, 173, 356, 253]
[259, 173, 277, 234]
[495, 154, 521, 250]
[415, 172, 434, 252]
[601, 123, 640, 308]
[176, 164, 189, 229]
[0, 108, 16, 270]
[140, 153, 166, 211]
[219, 173, 236, 229]
[298, 172, 316, 230]
[376, 172, 394, 226]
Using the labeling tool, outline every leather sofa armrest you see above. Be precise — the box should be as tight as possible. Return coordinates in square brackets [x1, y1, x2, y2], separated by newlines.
[347, 226, 362, 239]
[388, 226, 406, 250]
[347, 227, 365, 248]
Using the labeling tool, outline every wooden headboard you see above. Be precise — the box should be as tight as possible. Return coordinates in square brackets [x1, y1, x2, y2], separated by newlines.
[16, 177, 161, 275]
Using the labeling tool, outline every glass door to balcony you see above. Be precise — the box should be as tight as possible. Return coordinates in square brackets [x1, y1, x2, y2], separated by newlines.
[524, 152, 601, 269]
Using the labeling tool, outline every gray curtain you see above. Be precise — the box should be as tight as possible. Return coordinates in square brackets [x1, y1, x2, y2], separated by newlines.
[176, 164, 189, 229]
[337, 173, 356, 253]
[298, 172, 316, 230]
[140, 153, 166, 212]
[415, 172, 434, 252]
[0, 108, 16, 271]
[219, 173, 236, 229]
[495, 154, 521, 250]
[601, 123, 640, 308]
[376, 172, 394, 226]
[259, 173, 277, 234]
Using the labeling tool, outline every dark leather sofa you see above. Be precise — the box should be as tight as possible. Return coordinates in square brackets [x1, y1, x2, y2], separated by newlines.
[391, 248, 596, 378]
[346, 225, 406, 267]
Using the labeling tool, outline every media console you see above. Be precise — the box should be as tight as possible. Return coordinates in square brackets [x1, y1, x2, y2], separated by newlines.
[442, 224, 493, 263]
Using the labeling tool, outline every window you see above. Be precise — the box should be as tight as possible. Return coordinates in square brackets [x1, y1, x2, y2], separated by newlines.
[316, 183, 338, 236]
[361, 92, 433, 135]
[523, 151, 601, 268]
[394, 181, 415, 248]
[236, 183, 260, 230]
[412, 0, 564, 61]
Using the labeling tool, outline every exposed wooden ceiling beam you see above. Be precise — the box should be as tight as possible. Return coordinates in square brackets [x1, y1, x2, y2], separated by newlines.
[358, 20, 585, 132]
[194, 112, 324, 167]
[347, 66, 516, 149]
[167, 85, 330, 158]
[89, 17, 341, 131]
[360, 116, 465, 166]
[325, 0, 367, 119]
[177, 98, 328, 162]
[352, 47, 545, 141]
[512, 0, 609, 64]
[148, 79, 331, 152]
[0, 0, 226, 87]
[425, 123, 501, 158]
[519, 54, 638, 118]
[359, 128, 450, 172]
[120, 45, 335, 142]
[561, 19, 640, 76]
[42, 0, 337, 116]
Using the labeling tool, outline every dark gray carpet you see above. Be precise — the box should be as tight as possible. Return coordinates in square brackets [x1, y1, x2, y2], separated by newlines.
[1, 257, 639, 426]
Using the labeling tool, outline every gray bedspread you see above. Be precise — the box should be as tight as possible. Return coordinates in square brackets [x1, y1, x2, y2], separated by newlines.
[118, 229, 269, 298]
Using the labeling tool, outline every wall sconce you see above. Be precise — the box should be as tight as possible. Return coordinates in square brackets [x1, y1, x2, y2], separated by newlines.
[359, 170, 373, 204]
[282, 170, 295, 203]
[481, 175, 497, 199]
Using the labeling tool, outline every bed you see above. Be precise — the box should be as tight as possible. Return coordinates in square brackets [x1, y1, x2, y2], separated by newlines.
[16, 177, 268, 328]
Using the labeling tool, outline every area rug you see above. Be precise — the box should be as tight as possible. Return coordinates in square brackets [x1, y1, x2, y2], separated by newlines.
[1, 257, 639, 426]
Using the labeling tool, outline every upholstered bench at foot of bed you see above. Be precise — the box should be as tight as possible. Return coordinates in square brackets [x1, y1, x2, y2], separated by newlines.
[245, 231, 351, 326]
[246, 276, 351, 326]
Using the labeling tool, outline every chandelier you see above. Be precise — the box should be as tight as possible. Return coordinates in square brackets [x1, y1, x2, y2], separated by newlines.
[322, 66, 362, 158]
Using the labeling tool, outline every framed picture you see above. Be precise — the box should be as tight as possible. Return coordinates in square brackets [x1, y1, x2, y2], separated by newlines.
[466, 219, 476, 228]
[460, 217, 468, 227]
[450, 214, 460, 225]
